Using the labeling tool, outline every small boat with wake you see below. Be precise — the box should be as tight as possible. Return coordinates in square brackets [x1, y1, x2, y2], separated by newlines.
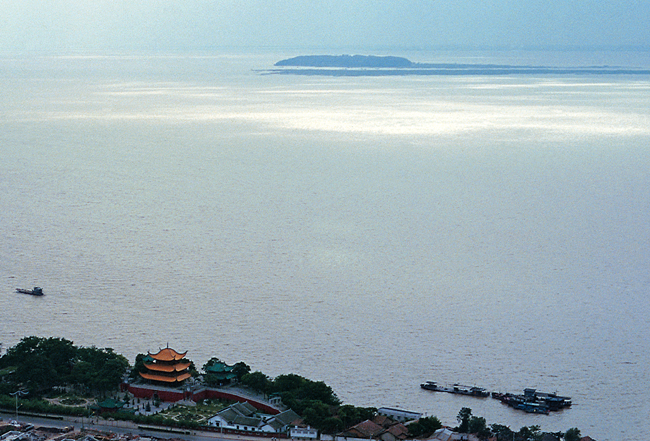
[16, 287, 44, 296]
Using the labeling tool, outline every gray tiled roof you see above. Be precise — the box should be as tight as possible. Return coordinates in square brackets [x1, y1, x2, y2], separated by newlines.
[233, 401, 258, 416]
[218, 408, 239, 421]
[232, 415, 263, 427]
[266, 420, 285, 431]
[275, 409, 301, 426]
[216, 401, 264, 427]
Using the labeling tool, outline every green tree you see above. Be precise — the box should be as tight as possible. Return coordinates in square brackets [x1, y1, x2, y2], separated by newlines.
[408, 416, 442, 437]
[96, 356, 129, 392]
[130, 353, 148, 379]
[184, 359, 198, 376]
[490, 424, 514, 441]
[74, 346, 129, 393]
[299, 380, 340, 405]
[280, 391, 298, 410]
[39, 337, 76, 383]
[356, 406, 376, 422]
[517, 425, 542, 441]
[232, 361, 251, 381]
[1, 338, 129, 395]
[1, 337, 76, 392]
[468, 416, 491, 440]
[16, 353, 57, 393]
[241, 371, 271, 394]
[337, 404, 360, 428]
[272, 373, 306, 393]
[70, 360, 94, 389]
[564, 427, 581, 441]
[457, 407, 472, 433]
[321, 417, 344, 434]
[302, 400, 331, 428]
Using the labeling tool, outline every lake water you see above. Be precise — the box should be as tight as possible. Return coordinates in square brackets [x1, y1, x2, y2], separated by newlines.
[1, 50, 649, 441]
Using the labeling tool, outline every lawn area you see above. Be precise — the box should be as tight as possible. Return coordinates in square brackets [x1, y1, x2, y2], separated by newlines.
[0, 366, 16, 376]
[157, 399, 231, 424]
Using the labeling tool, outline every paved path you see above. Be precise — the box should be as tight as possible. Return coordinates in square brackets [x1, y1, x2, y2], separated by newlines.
[0, 412, 270, 441]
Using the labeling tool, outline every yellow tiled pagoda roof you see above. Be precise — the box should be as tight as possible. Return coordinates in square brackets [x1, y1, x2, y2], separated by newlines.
[144, 362, 191, 373]
[148, 347, 187, 361]
[139, 371, 192, 383]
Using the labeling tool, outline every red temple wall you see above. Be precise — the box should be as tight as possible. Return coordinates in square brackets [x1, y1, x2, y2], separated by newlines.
[127, 385, 187, 402]
[124, 384, 279, 414]
[200, 389, 279, 414]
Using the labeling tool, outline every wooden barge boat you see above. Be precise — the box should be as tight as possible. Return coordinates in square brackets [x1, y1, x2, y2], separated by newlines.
[16, 286, 44, 296]
[421, 381, 571, 415]
[420, 381, 490, 397]
[492, 388, 572, 414]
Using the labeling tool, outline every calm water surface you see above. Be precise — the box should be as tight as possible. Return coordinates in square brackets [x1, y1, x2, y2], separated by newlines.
[1, 51, 649, 441]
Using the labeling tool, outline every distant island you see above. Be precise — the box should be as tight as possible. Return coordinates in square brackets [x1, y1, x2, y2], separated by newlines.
[275, 55, 415, 68]
[265, 54, 650, 76]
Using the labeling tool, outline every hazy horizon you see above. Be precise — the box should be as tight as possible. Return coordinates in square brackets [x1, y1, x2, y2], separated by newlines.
[1, 1, 649, 53]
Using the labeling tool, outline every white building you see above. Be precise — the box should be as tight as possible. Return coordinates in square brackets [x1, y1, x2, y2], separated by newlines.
[290, 426, 319, 440]
[207, 402, 302, 434]
[426, 428, 478, 441]
[207, 402, 271, 432]
[376, 407, 422, 423]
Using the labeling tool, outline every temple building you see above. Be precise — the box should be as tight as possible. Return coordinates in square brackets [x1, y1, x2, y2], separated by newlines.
[207, 403, 301, 434]
[205, 361, 237, 384]
[139, 347, 192, 386]
[91, 398, 127, 415]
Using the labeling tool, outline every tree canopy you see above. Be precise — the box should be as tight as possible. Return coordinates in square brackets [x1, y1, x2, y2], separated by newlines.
[241, 371, 271, 394]
[565, 427, 581, 441]
[240, 370, 359, 433]
[0, 337, 128, 395]
[408, 416, 442, 437]
[457, 407, 472, 433]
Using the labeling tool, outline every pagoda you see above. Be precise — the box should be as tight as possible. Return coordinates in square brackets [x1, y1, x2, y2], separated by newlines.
[139, 346, 192, 386]
[205, 361, 237, 384]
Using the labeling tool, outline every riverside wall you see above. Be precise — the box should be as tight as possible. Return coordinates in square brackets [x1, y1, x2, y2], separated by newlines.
[124, 384, 280, 415]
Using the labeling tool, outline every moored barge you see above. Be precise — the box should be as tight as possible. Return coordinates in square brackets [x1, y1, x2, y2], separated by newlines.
[492, 388, 571, 414]
[421, 381, 490, 397]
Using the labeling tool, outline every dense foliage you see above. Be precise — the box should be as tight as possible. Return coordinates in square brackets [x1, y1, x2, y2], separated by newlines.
[565, 427, 581, 441]
[129, 353, 148, 380]
[453, 408, 555, 441]
[241, 371, 271, 393]
[240, 370, 374, 433]
[407, 416, 442, 437]
[456, 407, 473, 433]
[272, 373, 340, 406]
[335, 404, 377, 428]
[0, 336, 129, 395]
[241, 372, 340, 406]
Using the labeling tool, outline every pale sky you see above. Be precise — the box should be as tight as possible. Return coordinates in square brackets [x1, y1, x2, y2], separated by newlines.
[1, 0, 649, 52]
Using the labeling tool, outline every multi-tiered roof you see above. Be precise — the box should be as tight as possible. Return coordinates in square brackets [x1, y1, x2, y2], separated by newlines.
[139, 347, 192, 385]
[205, 361, 237, 382]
